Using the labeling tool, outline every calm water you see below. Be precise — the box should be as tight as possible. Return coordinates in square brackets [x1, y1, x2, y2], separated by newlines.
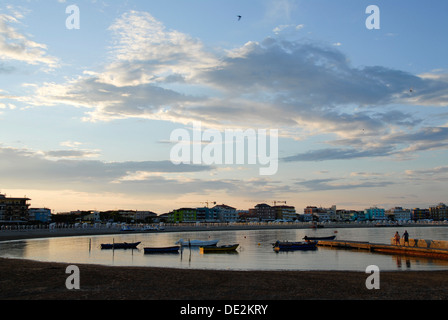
[1, 226, 448, 272]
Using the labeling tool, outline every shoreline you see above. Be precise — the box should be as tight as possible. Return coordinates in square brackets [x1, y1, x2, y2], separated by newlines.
[1, 223, 448, 300]
[0, 221, 442, 242]
[1, 257, 448, 300]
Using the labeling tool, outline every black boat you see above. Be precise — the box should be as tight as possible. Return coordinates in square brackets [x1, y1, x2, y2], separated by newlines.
[101, 241, 141, 249]
[303, 235, 336, 241]
[144, 246, 180, 254]
[273, 241, 317, 252]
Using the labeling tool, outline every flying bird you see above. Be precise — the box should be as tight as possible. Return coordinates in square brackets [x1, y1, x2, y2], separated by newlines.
[237, 15, 242, 21]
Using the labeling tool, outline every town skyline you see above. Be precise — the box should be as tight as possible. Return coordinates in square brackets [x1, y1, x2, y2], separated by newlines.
[1, 1, 448, 214]
[3, 191, 443, 216]
[3, 192, 445, 224]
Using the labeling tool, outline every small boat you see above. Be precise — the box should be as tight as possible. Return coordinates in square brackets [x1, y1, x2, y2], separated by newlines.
[199, 244, 239, 253]
[144, 246, 180, 254]
[176, 239, 219, 247]
[303, 235, 336, 241]
[120, 225, 137, 232]
[101, 241, 141, 250]
[141, 224, 165, 231]
[140, 225, 156, 231]
[273, 241, 317, 252]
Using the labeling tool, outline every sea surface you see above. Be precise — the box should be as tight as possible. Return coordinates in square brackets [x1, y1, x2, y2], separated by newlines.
[1, 226, 448, 272]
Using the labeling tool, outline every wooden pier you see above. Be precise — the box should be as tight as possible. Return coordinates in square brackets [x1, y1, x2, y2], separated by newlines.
[316, 240, 448, 260]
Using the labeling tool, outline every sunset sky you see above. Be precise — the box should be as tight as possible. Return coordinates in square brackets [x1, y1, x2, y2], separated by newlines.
[1, 0, 448, 214]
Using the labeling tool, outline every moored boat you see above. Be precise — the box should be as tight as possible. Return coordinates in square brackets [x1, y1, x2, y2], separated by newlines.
[273, 241, 317, 252]
[120, 225, 137, 232]
[101, 241, 141, 250]
[176, 239, 219, 247]
[303, 235, 336, 241]
[144, 246, 180, 254]
[199, 244, 239, 253]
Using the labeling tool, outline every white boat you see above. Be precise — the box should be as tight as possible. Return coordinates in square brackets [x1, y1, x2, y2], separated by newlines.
[139, 224, 165, 232]
[176, 238, 219, 247]
[120, 225, 136, 232]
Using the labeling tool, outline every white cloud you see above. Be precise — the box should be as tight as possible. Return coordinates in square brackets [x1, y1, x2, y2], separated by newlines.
[0, 145, 294, 202]
[0, 12, 58, 68]
[10, 10, 448, 162]
[273, 24, 304, 34]
[60, 141, 83, 148]
[105, 11, 218, 86]
[0, 145, 215, 192]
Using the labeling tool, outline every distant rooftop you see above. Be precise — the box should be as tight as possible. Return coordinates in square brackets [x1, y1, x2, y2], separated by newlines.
[0, 194, 30, 200]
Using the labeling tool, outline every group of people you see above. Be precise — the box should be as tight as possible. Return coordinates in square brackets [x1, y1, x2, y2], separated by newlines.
[394, 230, 409, 245]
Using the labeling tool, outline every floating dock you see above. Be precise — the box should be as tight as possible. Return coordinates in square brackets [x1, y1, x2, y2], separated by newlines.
[316, 239, 448, 260]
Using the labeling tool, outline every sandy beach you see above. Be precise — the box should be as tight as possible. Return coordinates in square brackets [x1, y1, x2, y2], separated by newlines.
[1, 224, 448, 301]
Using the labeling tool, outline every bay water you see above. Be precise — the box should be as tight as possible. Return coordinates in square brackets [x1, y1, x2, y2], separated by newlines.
[1, 226, 448, 272]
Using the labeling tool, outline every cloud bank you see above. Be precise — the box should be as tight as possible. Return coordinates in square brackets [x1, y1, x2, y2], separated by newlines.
[17, 11, 447, 131]
[2, 9, 448, 199]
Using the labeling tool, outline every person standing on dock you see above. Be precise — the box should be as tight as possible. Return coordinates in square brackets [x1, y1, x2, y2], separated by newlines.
[394, 231, 401, 245]
[403, 230, 409, 246]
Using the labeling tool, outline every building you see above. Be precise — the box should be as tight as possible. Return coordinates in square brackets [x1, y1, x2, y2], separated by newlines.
[0, 194, 31, 222]
[326, 205, 337, 221]
[385, 207, 411, 221]
[158, 212, 170, 222]
[196, 207, 220, 222]
[429, 203, 448, 221]
[213, 204, 238, 222]
[298, 213, 313, 222]
[84, 211, 101, 222]
[114, 210, 136, 223]
[364, 207, 386, 220]
[28, 208, 52, 223]
[411, 208, 430, 220]
[336, 209, 359, 221]
[238, 210, 258, 222]
[303, 205, 333, 222]
[135, 211, 158, 222]
[273, 205, 296, 221]
[170, 208, 197, 223]
[251, 203, 276, 221]
[304, 206, 318, 215]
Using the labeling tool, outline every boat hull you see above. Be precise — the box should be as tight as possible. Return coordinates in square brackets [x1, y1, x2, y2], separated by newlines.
[273, 241, 317, 252]
[176, 239, 219, 247]
[144, 246, 180, 254]
[303, 236, 336, 241]
[199, 244, 239, 253]
[101, 242, 141, 250]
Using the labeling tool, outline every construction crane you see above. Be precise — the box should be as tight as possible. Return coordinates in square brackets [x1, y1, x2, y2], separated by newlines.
[201, 201, 217, 208]
[272, 201, 287, 206]
[244, 200, 287, 206]
[176, 201, 216, 208]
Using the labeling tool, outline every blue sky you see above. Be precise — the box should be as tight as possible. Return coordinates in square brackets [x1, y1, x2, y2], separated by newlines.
[1, 0, 448, 214]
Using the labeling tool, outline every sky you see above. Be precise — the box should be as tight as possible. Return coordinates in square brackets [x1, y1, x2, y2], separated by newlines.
[1, 0, 448, 214]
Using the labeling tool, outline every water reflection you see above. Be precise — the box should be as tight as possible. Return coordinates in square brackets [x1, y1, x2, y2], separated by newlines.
[1, 226, 448, 271]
